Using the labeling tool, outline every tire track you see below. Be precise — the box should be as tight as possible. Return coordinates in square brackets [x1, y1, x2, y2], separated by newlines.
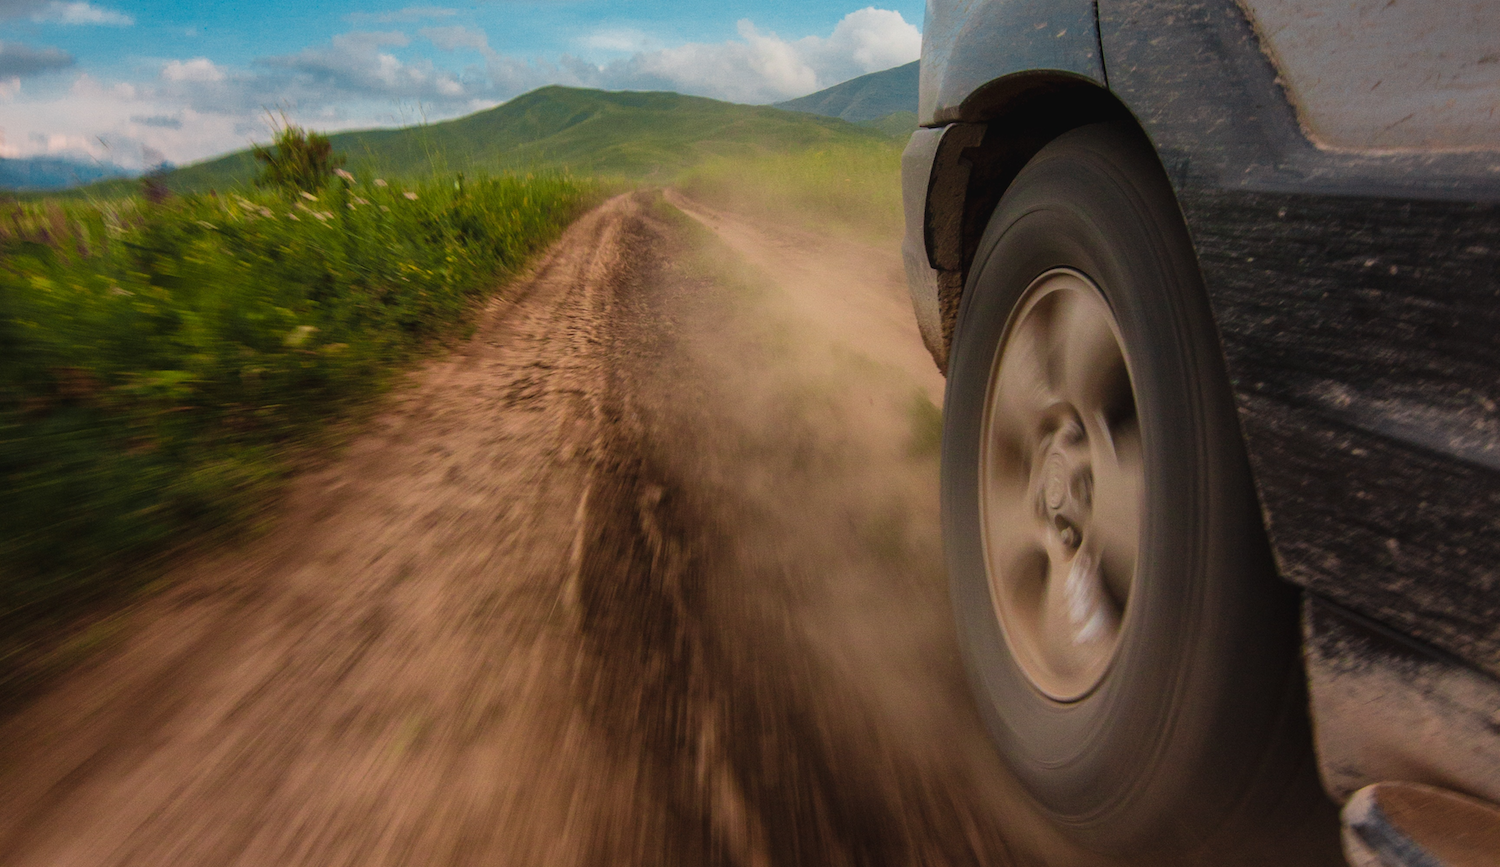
[0, 188, 1035, 867]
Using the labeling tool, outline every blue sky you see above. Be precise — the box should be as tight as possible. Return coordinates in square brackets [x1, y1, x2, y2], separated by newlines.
[0, 1, 924, 167]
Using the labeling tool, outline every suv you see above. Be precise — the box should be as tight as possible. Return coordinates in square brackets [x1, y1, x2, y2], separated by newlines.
[901, 2, 1500, 865]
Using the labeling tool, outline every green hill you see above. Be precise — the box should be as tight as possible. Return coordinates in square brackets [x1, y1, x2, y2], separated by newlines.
[79, 86, 890, 197]
[774, 62, 919, 123]
[859, 110, 919, 138]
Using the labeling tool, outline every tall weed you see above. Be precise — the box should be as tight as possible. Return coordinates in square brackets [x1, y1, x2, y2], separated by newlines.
[0, 172, 595, 646]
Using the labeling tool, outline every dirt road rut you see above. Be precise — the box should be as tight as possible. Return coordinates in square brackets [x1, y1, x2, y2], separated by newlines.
[0, 192, 1066, 866]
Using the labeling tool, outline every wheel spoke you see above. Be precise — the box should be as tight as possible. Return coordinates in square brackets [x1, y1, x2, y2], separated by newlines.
[981, 472, 1048, 601]
[1052, 288, 1125, 418]
[1039, 547, 1120, 677]
[988, 312, 1056, 449]
[1086, 412, 1142, 608]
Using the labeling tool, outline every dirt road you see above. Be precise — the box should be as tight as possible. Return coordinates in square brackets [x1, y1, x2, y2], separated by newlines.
[0, 192, 1129, 865]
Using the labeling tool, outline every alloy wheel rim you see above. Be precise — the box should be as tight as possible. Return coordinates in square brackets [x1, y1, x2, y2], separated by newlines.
[979, 268, 1143, 702]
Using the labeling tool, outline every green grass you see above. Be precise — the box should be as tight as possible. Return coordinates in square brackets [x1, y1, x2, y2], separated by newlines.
[859, 111, 919, 138]
[0, 171, 595, 674]
[56, 86, 892, 200]
[675, 137, 905, 240]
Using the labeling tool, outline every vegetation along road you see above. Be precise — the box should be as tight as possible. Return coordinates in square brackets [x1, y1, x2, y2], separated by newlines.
[0, 188, 1306, 866]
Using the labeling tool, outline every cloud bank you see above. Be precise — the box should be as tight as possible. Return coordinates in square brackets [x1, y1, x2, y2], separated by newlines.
[0, 0, 132, 25]
[0, 6, 921, 167]
[0, 40, 73, 78]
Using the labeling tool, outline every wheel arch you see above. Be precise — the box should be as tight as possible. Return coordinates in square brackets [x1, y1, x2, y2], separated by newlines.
[924, 73, 1191, 370]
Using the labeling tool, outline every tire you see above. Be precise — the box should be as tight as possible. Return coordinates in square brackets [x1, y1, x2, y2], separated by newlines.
[942, 123, 1331, 862]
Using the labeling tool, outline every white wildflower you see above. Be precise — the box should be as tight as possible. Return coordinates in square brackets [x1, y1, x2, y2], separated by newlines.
[284, 325, 317, 347]
[300, 191, 317, 201]
[403, 191, 418, 200]
[334, 168, 355, 182]
[374, 179, 387, 187]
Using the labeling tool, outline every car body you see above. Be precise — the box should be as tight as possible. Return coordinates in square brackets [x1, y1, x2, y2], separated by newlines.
[902, 0, 1500, 860]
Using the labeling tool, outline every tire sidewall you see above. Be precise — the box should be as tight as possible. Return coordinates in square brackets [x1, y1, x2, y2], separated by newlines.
[942, 125, 1299, 855]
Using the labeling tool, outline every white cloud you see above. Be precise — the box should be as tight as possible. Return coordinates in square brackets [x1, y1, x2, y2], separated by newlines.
[553, 7, 922, 104]
[814, 7, 922, 79]
[593, 20, 817, 104]
[9, 72, 256, 167]
[261, 31, 468, 101]
[31, 1, 133, 26]
[161, 57, 224, 83]
[421, 25, 489, 53]
[346, 6, 457, 25]
[40, 131, 92, 151]
[578, 28, 657, 55]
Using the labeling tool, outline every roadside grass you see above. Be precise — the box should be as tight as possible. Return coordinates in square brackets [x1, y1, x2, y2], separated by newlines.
[674, 138, 905, 241]
[0, 171, 596, 689]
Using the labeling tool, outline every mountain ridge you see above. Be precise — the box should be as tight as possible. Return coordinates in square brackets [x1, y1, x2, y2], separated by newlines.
[0, 156, 134, 192]
[70, 86, 890, 197]
[774, 61, 919, 123]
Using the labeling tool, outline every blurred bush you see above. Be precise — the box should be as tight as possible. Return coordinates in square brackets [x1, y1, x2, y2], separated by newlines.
[0, 171, 595, 649]
[253, 120, 347, 195]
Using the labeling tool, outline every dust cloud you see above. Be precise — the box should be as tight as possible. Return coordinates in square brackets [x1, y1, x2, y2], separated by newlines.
[0, 190, 1114, 865]
[591, 191, 1105, 865]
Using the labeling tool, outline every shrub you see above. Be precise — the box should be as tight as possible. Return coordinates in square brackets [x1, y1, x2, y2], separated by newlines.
[253, 121, 347, 195]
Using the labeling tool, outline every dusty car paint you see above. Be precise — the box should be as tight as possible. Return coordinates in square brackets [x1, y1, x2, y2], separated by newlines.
[1240, 0, 1500, 152]
[1101, 0, 1500, 677]
[918, 0, 1104, 126]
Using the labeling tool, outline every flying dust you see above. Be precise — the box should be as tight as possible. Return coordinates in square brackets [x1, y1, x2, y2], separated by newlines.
[0, 190, 1112, 865]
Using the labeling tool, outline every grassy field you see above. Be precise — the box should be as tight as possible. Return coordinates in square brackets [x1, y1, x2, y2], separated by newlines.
[0, 171, 595, 686]
[676, 137, 906, 240]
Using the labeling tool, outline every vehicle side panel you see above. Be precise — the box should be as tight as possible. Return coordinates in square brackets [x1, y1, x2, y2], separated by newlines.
[1098, 0, 1500, 677]
[919, 0, 1104, 126]
[1240, 0, 1500, 152]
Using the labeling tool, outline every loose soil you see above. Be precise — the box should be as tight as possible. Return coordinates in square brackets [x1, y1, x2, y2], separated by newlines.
[0, 191, 1235, 866]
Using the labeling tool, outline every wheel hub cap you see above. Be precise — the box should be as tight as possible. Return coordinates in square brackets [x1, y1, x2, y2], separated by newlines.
[978, 269, 1143, 702]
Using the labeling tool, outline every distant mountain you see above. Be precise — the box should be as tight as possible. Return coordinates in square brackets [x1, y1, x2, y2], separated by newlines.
[0, 156, 134, 191]
[774, 62, 919, 124]
[72, 86, 890, 197]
